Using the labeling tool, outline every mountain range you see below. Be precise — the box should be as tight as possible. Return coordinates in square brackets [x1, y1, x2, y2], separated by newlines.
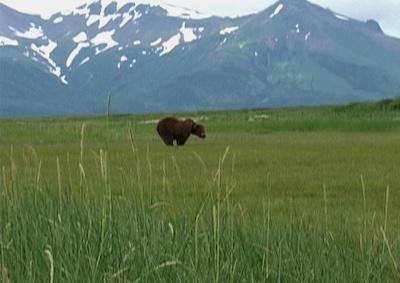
[1, 0, 400, 116]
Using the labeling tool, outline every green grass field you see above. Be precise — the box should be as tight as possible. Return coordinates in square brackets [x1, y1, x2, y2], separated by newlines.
[1, 99, 400, 282]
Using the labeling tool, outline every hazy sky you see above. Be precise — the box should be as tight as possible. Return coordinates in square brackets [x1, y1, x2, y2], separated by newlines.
[1, 0, 399, 38]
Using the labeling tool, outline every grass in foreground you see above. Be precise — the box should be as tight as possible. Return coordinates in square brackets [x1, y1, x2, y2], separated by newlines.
[0, 100, 400, 282]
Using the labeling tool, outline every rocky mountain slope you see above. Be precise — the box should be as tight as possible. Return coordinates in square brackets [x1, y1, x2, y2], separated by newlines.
[1, 0, 400, 116]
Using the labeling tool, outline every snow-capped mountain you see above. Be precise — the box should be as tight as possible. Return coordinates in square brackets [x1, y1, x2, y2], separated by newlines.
[1, 0, 214, 84]
[1, 0, 400, 116]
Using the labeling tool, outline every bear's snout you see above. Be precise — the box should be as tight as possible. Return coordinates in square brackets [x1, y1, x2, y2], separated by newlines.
[200, 133, 206, 139]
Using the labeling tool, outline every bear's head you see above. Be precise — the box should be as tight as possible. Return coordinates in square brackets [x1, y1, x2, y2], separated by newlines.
[191, 121, 206, 139]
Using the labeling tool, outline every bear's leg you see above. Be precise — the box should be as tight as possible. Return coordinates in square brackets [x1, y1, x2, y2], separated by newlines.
[176, 136, 189, 146]
[161, 136, 174, 146]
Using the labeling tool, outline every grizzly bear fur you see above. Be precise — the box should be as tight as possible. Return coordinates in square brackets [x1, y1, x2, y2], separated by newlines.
[156, 116, 206, 146]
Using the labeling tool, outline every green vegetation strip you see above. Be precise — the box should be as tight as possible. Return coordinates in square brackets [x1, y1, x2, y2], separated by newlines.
[0, 99, 399, 281]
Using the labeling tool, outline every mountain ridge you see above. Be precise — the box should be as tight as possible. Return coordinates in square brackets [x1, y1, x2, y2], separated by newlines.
[1, 0, 400, 116]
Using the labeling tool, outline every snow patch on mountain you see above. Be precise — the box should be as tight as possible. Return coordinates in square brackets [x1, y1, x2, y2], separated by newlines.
[120, 7, 141, 28]
[220, 37, 227, 46]
[180, 22, 197, 42]
[30, 40, 66, 84]
[335, 14, 349, 21]
[159, 33, 181, 56]
[117, 55, 128, 69]
[94, 0, 133, 13]
[73, 32, 88, 43]
[158, 3, 210, 19]
[0, 36, 18, 46]
[150, 37, 162, 46]
[220, 26, 239, 35]
[67, 42, 90, 68]
[37, 0, 210, 21]
[296, 24, 300, 33]
[11, 24, 43, 39]
[305, 32, 311, 41]
[129, 58, 137, 68]
[270, 3, 284, 18]
[85, 1, 122, 28]
[133, 40, 141, 45]
[88, 0, 143, 29]
[90, 30, 118, 53]
[87, 13, 120, 28]
[34, 40, 58, 57]
[79, 57, 90, 66]
[53, 17, 64, 24]
[56, 3, 90, 19]
[132, 10, 143, 21]
[60, 75, 67, 84]
[119, 13, 132, 28]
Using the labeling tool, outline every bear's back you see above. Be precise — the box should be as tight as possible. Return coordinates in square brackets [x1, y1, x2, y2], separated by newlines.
[157, 116, 186, 136]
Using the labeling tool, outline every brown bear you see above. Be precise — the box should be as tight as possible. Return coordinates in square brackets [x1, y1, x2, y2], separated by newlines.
[156, 116, 206, 146]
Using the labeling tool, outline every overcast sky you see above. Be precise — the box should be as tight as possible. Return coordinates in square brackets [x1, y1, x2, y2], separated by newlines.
[1, 0, 399, 38]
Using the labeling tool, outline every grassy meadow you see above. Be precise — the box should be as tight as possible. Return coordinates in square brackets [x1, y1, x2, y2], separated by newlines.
[0, 99, 400, 282]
